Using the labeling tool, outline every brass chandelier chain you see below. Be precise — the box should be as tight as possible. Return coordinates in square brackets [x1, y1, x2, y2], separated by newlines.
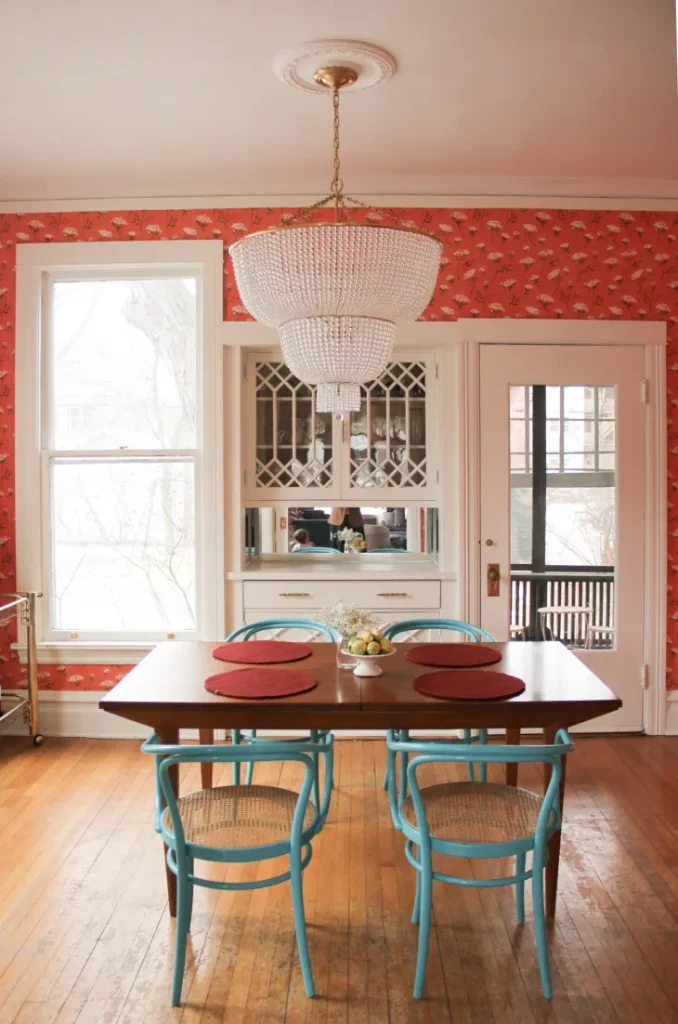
[330, 85, 343, 214]
[283, 63, 428, 233]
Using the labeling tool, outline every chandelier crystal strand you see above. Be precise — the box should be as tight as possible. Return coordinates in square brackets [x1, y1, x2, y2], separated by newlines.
[228, 57, 443, 415]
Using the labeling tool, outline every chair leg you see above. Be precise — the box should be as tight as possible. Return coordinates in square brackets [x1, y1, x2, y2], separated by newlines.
[515, 851, 525, 924]
[244, 730, 256, 785]
[413, 847, 433, 999]
[532, 849, 552, 999]
[383, 730, 399, 790]
[464, 729, 475, 781]
[171, 862, 191, 1006]
[231, 729, 241, 786]
[310, 732, 321, 811]
[412, 862, 421, 925]
[290, 844, 315, 997]
[398, 731, 410, 805]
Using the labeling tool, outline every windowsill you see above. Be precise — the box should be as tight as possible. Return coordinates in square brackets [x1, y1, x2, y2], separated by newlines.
[12, 641, 155, 665]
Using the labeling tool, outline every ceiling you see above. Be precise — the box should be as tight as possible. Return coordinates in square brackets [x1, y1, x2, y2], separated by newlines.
[4, 0, 678, 203]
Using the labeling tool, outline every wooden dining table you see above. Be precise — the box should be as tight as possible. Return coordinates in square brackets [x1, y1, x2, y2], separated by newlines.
[100, 640, 621, 920]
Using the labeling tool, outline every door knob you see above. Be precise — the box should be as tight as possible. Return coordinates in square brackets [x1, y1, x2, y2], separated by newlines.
[487, 563, 500, 597]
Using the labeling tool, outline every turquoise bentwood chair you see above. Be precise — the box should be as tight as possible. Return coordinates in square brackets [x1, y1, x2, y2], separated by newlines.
[386, 729, 573, 1000]
[142, 732, 333, 1005]
[225, 619, 338, 803]
[380, 619, 497, 797]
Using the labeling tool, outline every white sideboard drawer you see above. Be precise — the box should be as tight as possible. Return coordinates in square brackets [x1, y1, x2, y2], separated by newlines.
[243, 580, 441, 611]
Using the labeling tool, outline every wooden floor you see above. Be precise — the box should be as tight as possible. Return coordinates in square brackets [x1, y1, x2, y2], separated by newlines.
[3, 737, 678, 1023]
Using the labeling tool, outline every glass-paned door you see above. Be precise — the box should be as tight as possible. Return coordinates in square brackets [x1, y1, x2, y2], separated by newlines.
[480, 345, 646, 732]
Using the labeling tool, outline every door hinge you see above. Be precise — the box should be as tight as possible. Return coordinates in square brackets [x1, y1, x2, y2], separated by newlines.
[243, 363, 248, 381]
[244, 468, 247, 485]
[436, 469, 440, 484]
[641, 378, 648, 403]
[640, 664, 650, 689]
[435, 362, 439, 379]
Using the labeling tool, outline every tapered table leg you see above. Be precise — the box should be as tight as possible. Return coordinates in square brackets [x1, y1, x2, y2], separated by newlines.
[505, 728, 521, 786]
[543, 723, 567, 918]
[198, 728, 214, 788]
[157, 725, 179, 917]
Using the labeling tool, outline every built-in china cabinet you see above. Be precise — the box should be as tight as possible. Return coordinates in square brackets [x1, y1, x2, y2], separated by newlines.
[224, 335, 455, 637]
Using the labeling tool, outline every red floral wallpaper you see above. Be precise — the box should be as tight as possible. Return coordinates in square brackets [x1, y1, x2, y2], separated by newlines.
[0, 205, 676, 691]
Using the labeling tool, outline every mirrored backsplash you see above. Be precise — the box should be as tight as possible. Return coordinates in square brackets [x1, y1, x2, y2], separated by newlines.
[244, 505, 439, 562]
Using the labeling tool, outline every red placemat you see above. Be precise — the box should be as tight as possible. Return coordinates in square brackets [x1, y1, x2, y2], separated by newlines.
[205, 668, 317, 699]
[406, 643, 502, 668]
[414, 669, 525, 701]
[212, 640, 312, 664]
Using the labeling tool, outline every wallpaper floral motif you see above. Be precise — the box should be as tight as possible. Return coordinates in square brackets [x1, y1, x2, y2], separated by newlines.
[0, 205, 677, 690]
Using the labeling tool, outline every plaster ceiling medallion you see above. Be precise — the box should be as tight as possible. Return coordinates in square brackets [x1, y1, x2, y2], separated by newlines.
[273, 39, 397, 95]
[230, 40, 441, 415]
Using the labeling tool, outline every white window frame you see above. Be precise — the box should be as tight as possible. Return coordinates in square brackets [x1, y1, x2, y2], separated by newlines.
[15, 240, 224, 661]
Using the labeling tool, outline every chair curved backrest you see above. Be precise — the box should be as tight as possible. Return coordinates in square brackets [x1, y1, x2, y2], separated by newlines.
[226, 618, 337, 642]
[386, 729, 573, 851]
[142, 732, 334, 848]
[368, 547, 406, 553]
[292, 547, 340, 554]
[383, 618, 496, 642]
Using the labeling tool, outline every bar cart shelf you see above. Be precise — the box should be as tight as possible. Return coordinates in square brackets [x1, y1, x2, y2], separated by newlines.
[0, 592, 42, 746]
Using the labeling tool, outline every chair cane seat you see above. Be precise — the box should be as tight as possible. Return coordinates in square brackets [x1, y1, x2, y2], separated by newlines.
[402, 782, 542, 844]
[162, 784, 315, 848]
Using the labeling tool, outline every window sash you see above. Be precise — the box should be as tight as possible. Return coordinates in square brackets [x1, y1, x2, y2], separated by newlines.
[41, 451, 199, 642]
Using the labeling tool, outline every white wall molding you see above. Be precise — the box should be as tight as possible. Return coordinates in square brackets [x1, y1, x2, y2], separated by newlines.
[15, 239, 225, 647]
[665, 691, 678, 735]
[461, 320, 667, 733]
[12, 642, 151, 665]
[3, 181, 678, 213]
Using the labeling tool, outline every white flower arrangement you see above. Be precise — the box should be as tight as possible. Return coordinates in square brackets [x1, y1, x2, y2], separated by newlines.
[321, 600, 379, 639]
[336, 526, 366, 550]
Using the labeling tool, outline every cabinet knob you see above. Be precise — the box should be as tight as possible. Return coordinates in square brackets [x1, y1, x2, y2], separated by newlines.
[279, 592, 311, 598]
[377, 592, 411, 598]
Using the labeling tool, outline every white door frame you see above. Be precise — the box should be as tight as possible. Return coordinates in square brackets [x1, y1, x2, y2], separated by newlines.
[459, 319, 667, 735]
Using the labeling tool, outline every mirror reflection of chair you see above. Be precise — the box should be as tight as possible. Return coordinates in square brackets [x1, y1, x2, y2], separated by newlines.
[291, 546, 341, 554]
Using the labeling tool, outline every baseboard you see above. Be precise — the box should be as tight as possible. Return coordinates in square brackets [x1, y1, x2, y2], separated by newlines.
[664, 693, 678, 735]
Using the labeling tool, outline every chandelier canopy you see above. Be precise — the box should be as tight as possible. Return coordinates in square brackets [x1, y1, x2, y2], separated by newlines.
[228, 50, 442, 414]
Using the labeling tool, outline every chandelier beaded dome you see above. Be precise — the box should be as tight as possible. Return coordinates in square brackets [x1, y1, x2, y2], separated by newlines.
[229, 43, 442, 414]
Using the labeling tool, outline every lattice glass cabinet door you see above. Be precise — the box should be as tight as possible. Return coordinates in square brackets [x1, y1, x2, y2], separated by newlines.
[245, 359, 338, 499]
[345, 357, 437, 499]
[244, 353, 437, 501]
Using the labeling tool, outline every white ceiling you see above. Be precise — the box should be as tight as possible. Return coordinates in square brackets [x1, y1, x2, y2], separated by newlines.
[4, 0, 678, 203]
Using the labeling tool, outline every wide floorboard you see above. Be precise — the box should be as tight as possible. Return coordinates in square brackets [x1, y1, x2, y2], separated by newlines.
[2, 736, 678, 1022]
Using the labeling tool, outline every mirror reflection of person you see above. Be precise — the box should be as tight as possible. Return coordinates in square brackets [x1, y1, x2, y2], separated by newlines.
[291, 528, 316, 552]
[328, 507, 365, 551]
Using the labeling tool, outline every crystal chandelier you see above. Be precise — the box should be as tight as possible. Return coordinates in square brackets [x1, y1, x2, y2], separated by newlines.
[229, 59, 442, 414]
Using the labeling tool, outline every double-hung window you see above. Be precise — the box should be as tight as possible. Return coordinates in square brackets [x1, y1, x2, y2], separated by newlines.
[16, 241, 223, 656]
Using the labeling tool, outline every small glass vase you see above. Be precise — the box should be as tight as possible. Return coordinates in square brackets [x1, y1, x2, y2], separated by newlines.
[336, 634, 356, 670]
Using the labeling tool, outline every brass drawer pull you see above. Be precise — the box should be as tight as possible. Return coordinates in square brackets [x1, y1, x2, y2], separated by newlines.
[377, 592, 411, 598]
[279, 592, 312, 598]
